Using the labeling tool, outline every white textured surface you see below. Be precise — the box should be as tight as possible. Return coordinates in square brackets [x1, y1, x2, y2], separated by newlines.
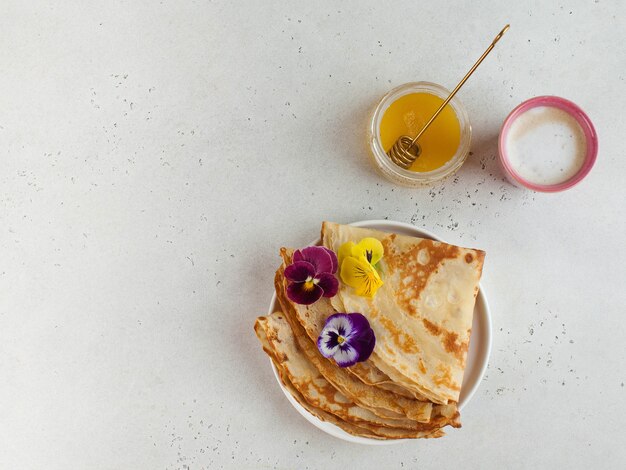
[1, 1, 625, 469]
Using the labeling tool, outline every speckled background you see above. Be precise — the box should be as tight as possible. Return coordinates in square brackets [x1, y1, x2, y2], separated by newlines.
[1, 1, 625, 469]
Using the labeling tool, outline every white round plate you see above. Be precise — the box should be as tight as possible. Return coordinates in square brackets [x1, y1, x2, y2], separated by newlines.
[267, 219, 492, 445]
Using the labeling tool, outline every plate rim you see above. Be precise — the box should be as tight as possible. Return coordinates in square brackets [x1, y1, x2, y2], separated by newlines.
[266, 219, 492, 445]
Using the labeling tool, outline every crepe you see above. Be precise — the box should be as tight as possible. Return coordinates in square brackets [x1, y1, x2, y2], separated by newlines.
[255, 317, 388, 439]
[252, 221, 483, 439]
[274, 261, 460, 422]
[275, 266, 459, 424]
[255, 313, 449, 438]
[278, 248, 426, 401]
[322, 222, 485, 404]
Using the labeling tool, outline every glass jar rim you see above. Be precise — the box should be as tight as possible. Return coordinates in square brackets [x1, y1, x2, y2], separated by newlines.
[369, 81, 472, 186]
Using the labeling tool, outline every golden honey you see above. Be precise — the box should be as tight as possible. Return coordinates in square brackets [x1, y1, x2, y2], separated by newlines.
[379, 93, 461, 172]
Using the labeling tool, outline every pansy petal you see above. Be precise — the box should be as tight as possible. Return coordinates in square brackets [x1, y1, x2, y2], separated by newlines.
[322, 247, 338, 273]
[346, 313, 371, 337]
[316, 272, 338, 298]
[292, 249, 302, 263]
[354, 238, 384, 265]
[349, 323, 376, 362]
[354, 273, 384, 298]
[287, 281, 323, 305]
[333, 344, 360, 367]
[317, 330, 339, 358]
[299, 246, 334, 274]
[323, 313, 353, 337]
[340, 256, 368, 287]
[340, 256, 383, 296]
[317, 313, 376, 366]
[337, 242, 356, 268]
[284, 261, 316, 282]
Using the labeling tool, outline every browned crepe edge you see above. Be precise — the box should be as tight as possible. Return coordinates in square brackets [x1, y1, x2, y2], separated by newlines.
[276, 255, 461, 429]
[280, 247, 431, 402]
[255, 315, 446, 440]
[320, 221, 482, 404]
[275, 268, 449, 423]
[257, 314, 444, 431]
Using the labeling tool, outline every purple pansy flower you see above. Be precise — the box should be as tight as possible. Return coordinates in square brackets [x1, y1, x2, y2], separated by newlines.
[293, 246, 337, 274]
[317, 313, 376, 367]
[285, 246, 339, 305]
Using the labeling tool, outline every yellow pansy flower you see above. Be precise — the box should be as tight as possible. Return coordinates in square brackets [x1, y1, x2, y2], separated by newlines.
[338, 238, 384, 298]
[337, 241, 356, 267]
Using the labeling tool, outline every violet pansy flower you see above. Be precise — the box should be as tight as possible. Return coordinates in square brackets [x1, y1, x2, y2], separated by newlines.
[317, 313, 376, 367]
[293, 246, 337, 274]
[285, 246, 339, 305]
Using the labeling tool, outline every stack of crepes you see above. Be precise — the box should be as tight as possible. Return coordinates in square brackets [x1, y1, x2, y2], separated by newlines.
[254, 222, 485, 439]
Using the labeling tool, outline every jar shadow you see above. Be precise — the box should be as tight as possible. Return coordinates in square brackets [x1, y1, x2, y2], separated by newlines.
[460, 130, 510, 183]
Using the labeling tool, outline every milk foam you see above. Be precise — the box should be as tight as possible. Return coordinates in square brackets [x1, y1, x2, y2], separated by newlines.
[506, 106, 586, 186]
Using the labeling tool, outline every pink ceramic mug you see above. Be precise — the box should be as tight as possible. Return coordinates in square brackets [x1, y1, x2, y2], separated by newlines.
[498, 96, 598, 192]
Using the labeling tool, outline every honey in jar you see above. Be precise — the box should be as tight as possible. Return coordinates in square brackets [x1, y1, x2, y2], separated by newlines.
[379, 92, 461, 173]
[369, 82, 471, 187]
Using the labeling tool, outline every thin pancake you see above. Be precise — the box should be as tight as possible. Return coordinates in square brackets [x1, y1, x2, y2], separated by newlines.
[275, 265, 460, 428]
[322, 222, 485, 404]
[277, 362, 444, 439]
[256, 313, 452, 435]
[255, 318, 383, 438]
[278, 248, 429, 401]
[275, 270, 438, 423]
